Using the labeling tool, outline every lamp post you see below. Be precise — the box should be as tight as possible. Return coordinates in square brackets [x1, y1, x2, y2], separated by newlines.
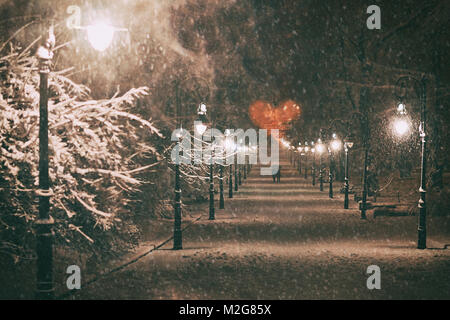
[361, 147, 369, 220]
[229, 163, 233, 198]
[198, 105, 215, 221]
[304, 142, 309, 179]
[194, 103, 214, 220]
[209, 151, 215, 220]
[35, 21, 118, 299]
[35, 26, 55, 300]
[311, 141, 316, 186]
[243, 147, 247, 180]
[172, 83, 183, 251]
[328, 147, 333, 198]
[219, 163, 224, 209]
[394, 76, 427, 249]
[225, 133, 234, 199]
[238, 163, 242, 185]
[329, 134, 342, 199]
[297, 143, 302, 175]
[316, 139, 325, 192]
[234, 149, 238, 192]
[343, 137, 354, 209]
[290, 146, 293, 165]
[248, 144, 254, 174]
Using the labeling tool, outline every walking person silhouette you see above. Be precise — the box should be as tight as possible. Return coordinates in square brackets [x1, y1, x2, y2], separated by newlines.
[272, 165, 282, 183]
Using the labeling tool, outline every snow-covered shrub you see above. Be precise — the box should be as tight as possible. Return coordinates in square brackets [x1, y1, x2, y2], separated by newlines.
[0, 41, 162, 261]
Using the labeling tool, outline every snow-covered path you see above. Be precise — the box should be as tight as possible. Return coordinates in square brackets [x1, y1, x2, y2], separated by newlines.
[77, 152, 450, 299]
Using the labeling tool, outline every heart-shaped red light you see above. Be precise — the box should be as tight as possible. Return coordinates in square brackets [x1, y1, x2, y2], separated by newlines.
[249, 99, 301, 134]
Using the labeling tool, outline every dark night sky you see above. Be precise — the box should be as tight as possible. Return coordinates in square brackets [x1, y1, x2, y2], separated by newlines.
[0, 0, 448, 131]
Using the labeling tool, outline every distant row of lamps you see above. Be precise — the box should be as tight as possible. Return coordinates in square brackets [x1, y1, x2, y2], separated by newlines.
[285, 75, 428, 250]
[288, 133, 354, 209]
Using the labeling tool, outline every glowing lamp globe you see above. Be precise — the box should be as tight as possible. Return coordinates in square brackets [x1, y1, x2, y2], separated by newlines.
[331, 139, 342, 151]
[87, 22, 115, 51]
[316, 144, 325, 154]
[397, 103, 407, 115]
[394, 118, 410, 136]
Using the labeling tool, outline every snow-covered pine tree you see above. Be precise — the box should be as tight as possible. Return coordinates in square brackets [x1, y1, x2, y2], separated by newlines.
[0, 37, 162, 262]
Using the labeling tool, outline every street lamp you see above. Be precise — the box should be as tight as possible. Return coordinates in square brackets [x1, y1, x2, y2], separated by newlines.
[243, 146, 248, 180]
[86, 21, 115, 51]
[328, 146, 333, 198]
[304, 142, 309, 179]
[248, 143, 255, 173]
[311, 141, 316, 186]
[394, 76, 428, 249]
[34, 20, 121, 299]
[329, 134, 342, 199]
[393, 118, 410, 136]
[225, 132, 235, 199]
[297, 144, 303, 175]
[208, 144, 215, 220]
[35, 26, 55, 300]
[196, 104, 216, 221]
[331, 133, 342, 152]
[219, 147, 225, 210]
[237, 141, 243, 186]
[194, 103, 215, 220]
[290, 144, 294, 165]
[172, 83, 183, 251]
[392, 104, 412, 138]
[316, 139, 325, 192]
[195, 103, 208, 135]
[343, 137, 354, 209]
[234, 143, 239, 192]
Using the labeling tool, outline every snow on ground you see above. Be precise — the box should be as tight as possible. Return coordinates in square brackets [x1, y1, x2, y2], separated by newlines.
[72, 152, 450, 299]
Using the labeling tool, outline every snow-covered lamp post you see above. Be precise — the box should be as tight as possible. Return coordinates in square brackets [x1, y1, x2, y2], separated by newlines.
[34, 20, 121, 299]
[35, 26, 55, 300]
[343, 137, 354, 209]
[394, 76, 428, 249]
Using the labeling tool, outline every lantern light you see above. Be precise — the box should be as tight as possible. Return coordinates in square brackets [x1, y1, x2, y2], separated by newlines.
[394, 118, 410, 136]
[195, 102, 208, 135]
[344, 138, 354, 150]
[87, 21, 115, 51]
[397, 103, 407, 115]
[331, 139, 342, 151]
[316, 143, 325, 154]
